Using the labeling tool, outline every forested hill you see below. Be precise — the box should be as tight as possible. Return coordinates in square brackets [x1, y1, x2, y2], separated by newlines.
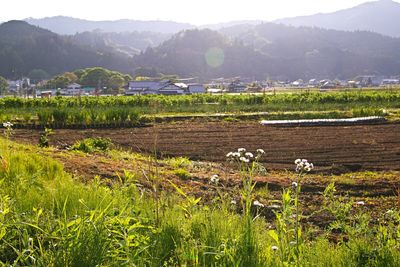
[0, 21, 134, 78]
[275, 0, 400, 37]
[218, 22, 400, 79]
[133, 29, 274, 79]
[133, 25, 400, 80]
[69, 30, 171, 57]
[2, 20, 400, 80]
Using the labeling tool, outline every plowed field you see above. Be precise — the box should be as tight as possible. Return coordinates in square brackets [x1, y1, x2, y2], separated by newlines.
[13, 122, 400, 173]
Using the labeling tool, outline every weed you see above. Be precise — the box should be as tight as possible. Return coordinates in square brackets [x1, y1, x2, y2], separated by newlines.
[38, 128, 53, 148]
[71, 138, 113, 153]
[174, 168, 191, 180]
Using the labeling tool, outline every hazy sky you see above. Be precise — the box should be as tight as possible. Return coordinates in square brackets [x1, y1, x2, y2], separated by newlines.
[0, 0, 391, 24]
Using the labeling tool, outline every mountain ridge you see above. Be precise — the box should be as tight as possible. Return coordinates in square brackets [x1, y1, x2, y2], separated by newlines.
[24, 16, 195, 35]
[275, 0, 400, 37]
[0, 20, 134, 78]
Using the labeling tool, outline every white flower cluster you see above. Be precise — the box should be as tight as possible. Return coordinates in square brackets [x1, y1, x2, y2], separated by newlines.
[226, 148, 265, 163]
[210, 174, 219, 185]
[295, 159, 314, 172]
[2, 122, 13, 128]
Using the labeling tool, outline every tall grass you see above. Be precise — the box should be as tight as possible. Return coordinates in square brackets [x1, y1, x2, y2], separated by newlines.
[1, 137, 400, 266]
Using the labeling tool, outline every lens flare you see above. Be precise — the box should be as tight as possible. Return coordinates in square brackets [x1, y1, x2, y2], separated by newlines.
[205, 47, 224, 68]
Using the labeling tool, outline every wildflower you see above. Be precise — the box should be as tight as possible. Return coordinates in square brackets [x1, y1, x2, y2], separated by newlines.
[210, 174, 219, 185]
[292, 181, 298, 188]
[226, 152, 233, 158]
[356, 201, 365, 206]
[245, 152, 254, 158]
[231, 200, 237, 205]
[271, 245, 279, 251]
[240, 157, 250, 163]
[2, 122, 13, 128]
[257, 149, 265, 155]
[232, 152, 241, 158]
[238, 148, 246, 153]
[253, 200, 265, 208]
[295, 159, 314, 172]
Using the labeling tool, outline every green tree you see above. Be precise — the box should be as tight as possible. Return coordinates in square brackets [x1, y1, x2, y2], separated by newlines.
[46, 75, 70, 89]
[108, 74, 125, 92]
[0, 76, 8, 95]
[79, 67, 110, 89]
[73, 69, 86, 80]
[123, 74, 133, 83]
[63, 72, 78, 84]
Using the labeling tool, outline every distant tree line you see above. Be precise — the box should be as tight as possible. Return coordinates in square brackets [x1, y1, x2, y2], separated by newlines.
[42, 67, 132, 94]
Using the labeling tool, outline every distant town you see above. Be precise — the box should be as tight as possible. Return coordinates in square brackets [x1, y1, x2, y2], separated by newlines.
[3, 75, 400, 98]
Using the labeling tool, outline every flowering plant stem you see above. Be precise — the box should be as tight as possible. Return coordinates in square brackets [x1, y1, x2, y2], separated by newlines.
[294, 172, 303, 267]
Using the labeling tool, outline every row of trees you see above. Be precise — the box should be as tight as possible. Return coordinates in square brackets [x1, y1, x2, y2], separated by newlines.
[43, 67, 133, 94]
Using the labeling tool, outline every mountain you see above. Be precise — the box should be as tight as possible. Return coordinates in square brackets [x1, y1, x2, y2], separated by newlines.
[134, 29, 274, 80]
[201, 20, 263, 30]
[219, 22, 400, 79]
[2, 19, 400, 81]
[0, 21, 134, 78]
[24, 16, 195, 35]
[69, 30, 171, 57]
[275, 0, 400, 37]
[133, 24, 400, 81]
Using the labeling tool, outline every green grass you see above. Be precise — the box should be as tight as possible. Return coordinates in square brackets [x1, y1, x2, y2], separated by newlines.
[1, 137, 400, 266]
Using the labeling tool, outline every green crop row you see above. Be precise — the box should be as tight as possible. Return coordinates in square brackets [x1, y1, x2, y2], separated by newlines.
[1, 90, 400, 110]
[0, 90, 399, 127]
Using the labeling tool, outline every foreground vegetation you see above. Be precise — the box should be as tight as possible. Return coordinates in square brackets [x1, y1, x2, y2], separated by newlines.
[0, 90, 400, 127]
[1, 134, 399, 266]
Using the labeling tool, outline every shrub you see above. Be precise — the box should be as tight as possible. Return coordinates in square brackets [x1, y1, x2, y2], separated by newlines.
[71, 138, 113, 153]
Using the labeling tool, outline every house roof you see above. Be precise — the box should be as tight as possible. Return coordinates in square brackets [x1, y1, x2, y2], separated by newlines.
[128, 80, 169, 91]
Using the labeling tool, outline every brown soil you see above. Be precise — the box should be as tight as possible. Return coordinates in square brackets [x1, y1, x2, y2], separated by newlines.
[17, 123, 398, 229]
[13, 121, 400, 173]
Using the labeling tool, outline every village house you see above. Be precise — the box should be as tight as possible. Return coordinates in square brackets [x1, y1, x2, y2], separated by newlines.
[125, 80, 205, 95]
[227, 79, 247, 93]
[187, 83, 206, 94]
[381, 79, 400, 86]
[65, 83, 82, 95]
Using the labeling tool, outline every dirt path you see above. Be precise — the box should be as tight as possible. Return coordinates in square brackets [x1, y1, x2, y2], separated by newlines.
[13, 122, 400, 173]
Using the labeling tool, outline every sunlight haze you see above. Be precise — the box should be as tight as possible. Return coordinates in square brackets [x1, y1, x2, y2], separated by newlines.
[0, 0, 392, 24]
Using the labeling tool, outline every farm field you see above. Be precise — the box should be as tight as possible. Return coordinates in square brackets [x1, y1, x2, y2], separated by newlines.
[2, 125, 400, 265]
[2, 91, 400, 266]
[12, 121, 400, 172]
[1, 90, 400, 127]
